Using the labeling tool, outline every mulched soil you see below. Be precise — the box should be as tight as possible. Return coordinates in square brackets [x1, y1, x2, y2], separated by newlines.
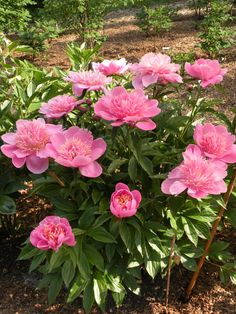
[1, 2, 236, 313]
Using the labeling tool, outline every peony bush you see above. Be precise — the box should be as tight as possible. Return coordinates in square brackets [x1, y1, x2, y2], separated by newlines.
[2, 44, 236, 312]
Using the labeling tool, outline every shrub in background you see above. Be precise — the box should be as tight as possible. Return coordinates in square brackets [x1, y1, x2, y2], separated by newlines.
[0, 0, 35, 33]
[136, 5, 175, 36]
[18, 20, 60, 53]
[41, 0, 107, 47]
[198, 0, 235, 57]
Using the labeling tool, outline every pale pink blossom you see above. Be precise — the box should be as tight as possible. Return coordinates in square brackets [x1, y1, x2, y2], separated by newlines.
[45, 126, 106, 178]
[94, 87, 161, 130]
[65, 70, 112, 96]
[110, 183, 142, 218]
[130, 52, 182, 88]
[185, 59, 227, 88]
[161, 144, 227, 199]
[30, 216, 76, 252]
[194, 123, 236, 163]
[1, 118, 62, 174]
[92, 58, 129, 76]
[39, 95, 78, 118]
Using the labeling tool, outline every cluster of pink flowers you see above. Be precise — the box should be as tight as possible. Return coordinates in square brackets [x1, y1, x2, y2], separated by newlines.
[30, 182, 142, 251]
[161, 123, 235, 199]
[1, 120, 106, 177]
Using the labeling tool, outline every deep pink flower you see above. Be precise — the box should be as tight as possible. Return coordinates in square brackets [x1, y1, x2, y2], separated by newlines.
[92, 58, 129, 76]
[45, 126, 106, 178]
[185, 59, 227, 88]
[130, 52, 182, 88]
[39, 95, 78, 118]
[94, 87, 161, 130]
[65, 70, 112, 96]
[30, 216, 76, 252]
[1, 118, 62, 174]
[110, 183, 142, 218]
[161, 144, 227, 199]
[194, 123, 236, 163]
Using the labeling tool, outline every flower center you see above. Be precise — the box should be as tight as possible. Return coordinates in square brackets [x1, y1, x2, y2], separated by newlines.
[182, 159, 213, 189]
[110, 95, 144, 119]
[58, 138, 92, 160]
[43, 223, 66, 242]
[15, 123, 49, 154]
[117, 193, 132, 209]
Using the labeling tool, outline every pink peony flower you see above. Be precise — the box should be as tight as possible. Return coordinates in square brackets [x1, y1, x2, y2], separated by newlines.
[45, 126, 106, 178]
[65, 70, 112, 96]
[130, 52, 182, 88]
[161, 144, 227, 199]
[92, 58, 129, 76]
[94, 87, 161, 130]
[1, 118, 62, 174]
[110, 183, 142, 218]
[185, 59, 227, 88]
[194, 123, 236, 163]
[30, 216, 76, 252]
[39, 95, 78, 118]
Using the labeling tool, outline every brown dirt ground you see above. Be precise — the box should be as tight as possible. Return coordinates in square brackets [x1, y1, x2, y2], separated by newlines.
[1, 3, 236, 314]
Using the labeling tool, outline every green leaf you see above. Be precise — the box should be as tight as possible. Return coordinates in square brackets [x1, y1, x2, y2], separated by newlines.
[27, 81, 36, 97]
[49, 250, 64, 271]
[108, 158, 127, 174]
[138, 156, 153, 176]
[181, 256, 197, 272]
[106, 275, 124, 293]
[128, 156, 138, 181]
[62, 260, 75, 288]
[124, 274, 140, 295]
[87, 226, 116, 243]
[84, 245, 104, 272]
[0, 195, 16, 215]
[77, 252, 90, 280]
[83, 280, 94, 314]
[67, 277, 86, 303]
[193, 221, 210, 240]
[93, 278, 107, 310]
[92, 189, 103, 204]
[18, 244, 39, 260]
[29, 251, 46, 273]
[145, 259, 159, 279]
[112, 291, 126, 307]
[48, 274, 63, 305]
[181, 217, 198, 246]
[93, 212, 111, 228]
[119, 222, 133, 252]
[230, 273, 236, 285]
